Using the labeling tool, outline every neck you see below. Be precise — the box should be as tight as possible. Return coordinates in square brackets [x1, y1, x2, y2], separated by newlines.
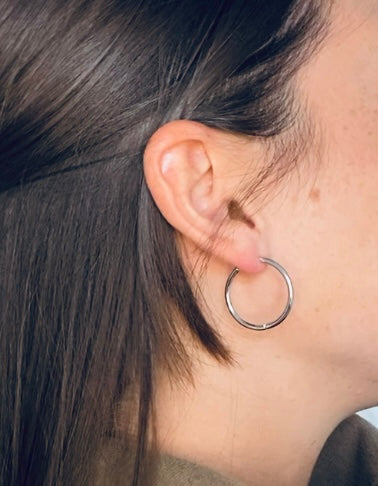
[154, 342, 362, 486]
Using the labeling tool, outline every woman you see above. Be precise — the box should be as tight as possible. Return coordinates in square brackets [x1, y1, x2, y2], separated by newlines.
[0, 0, 377, 484]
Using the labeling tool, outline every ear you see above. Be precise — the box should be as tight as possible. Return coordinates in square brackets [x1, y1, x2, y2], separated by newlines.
[143, 120, 265, 274]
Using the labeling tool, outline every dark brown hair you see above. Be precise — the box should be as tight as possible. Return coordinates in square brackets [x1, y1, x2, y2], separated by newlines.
[0, 1, 328, 484]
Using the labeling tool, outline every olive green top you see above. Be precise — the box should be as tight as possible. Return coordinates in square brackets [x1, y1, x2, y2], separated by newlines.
[94, 443, 242, 485]
[94, 414, 378, 485]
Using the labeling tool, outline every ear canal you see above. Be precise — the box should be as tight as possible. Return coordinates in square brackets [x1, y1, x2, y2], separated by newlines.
[227, 200, 256, 229]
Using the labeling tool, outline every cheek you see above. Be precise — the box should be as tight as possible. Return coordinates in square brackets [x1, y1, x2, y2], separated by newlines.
[275, 5, 378, 381]
[273, 175, 378, 384]
[338, 72, 378, 167]
[298, 6, 378, 167]
[305, 156, 378, 296]
[295, 18, 378, 301]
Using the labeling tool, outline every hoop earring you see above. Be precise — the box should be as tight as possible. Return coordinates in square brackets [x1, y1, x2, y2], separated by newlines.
[225, 257, 294, 331]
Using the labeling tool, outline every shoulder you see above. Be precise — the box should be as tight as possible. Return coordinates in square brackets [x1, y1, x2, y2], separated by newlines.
[309, 414, 378, 486]
[92, 440, 243, 486]
[155, 454, 243, 486]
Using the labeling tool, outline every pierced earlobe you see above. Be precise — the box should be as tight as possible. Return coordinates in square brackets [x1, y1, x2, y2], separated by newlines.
[225, 257, 294, 331]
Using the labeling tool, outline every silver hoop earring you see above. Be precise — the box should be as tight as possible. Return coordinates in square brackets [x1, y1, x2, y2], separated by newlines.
[225, 257, 294, 331]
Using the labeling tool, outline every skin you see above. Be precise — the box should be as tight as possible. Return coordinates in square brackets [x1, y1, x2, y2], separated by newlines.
[142, 1, 378, 484]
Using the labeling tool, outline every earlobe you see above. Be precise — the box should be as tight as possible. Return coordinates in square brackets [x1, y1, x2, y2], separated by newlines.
[143, 120, 265, 275]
